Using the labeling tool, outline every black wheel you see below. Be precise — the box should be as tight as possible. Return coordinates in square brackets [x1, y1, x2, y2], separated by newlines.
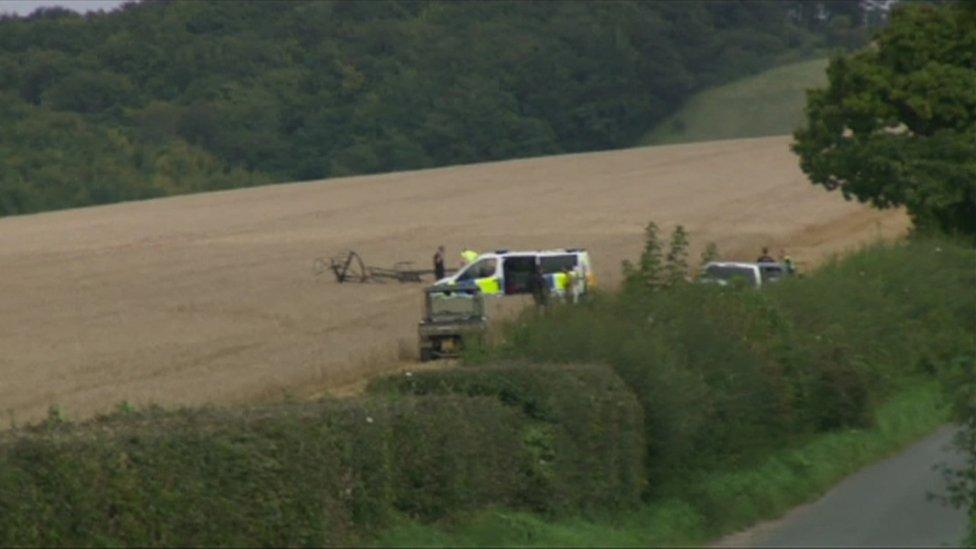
[327, 250, 369, 283]
[419, 348, 433, 362]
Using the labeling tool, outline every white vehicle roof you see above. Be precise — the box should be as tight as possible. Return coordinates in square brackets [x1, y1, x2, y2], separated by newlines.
[473, 248, 588, 257]
[703, 261, 760, 270]
[437, 248, 590, 285]
[700, 261, 762, 287]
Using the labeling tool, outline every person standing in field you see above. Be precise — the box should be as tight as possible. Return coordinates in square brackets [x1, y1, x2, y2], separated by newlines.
[756, 247, 775, 263]
[530, 263, 549, 309]
[780, 249, 796, 274]
[433, 246, 446, 280]
[460, 248, 478, 267]
[561, 265, 579, 304]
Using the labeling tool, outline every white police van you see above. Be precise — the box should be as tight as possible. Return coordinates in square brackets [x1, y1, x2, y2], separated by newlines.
[437, 248, 595, 297]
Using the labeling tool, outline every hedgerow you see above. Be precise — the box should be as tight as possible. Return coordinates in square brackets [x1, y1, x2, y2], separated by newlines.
[0, 396, 526, 546]
[484, 238, 975, 488]
[369, 362, 645, 514]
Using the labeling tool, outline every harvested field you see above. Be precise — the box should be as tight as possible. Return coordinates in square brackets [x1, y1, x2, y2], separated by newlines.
[0, 136, 908, 426]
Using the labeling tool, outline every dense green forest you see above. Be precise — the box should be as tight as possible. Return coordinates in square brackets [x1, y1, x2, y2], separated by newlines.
[0, 0, 881, 216]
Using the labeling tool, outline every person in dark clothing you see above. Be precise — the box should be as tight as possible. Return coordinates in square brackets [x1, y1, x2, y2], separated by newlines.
[530, 263, 549, 308]
[433, 245, 446, 280]
[756, 247, 775, 263]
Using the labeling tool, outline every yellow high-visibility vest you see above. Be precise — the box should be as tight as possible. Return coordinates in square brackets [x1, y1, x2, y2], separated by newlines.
[475, 276, 501, 295]
[553, 272, 569, 291]
[461, 250, 478, 264]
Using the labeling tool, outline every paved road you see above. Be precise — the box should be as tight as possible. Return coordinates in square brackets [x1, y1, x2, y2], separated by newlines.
[717, 426, 968, 547]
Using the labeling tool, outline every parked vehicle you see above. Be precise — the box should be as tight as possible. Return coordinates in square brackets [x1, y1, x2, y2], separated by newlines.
[418, 284, 488, 361]
[699, 261, 792, 289]
[756, 261, 788, 284]
[436, 248, 595, 298]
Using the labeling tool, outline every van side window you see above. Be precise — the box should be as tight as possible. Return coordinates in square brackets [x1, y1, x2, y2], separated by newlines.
[457, 258, 497, 281]
[540, 255, 577, 274]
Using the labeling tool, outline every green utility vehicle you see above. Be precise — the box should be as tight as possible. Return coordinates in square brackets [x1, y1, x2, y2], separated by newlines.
[418, 285, 488, 361]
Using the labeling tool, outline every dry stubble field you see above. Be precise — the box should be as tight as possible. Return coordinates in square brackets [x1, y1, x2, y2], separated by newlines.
[0, 136, 908, 426]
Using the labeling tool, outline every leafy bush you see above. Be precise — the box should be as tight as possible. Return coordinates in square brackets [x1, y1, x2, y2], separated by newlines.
[485, 237, 976, 489]
[492, 286, 808, 481]
[369, 363, 645, 514]
[375, 380, 952, 546]
[387, 396, 526, 521]
[0, 396, 526, 546]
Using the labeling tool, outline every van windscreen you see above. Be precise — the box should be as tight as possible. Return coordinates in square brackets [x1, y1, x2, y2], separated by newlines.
[540, 255, 577, 273]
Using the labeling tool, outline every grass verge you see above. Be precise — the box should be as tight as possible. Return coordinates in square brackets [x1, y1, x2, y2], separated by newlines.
[373, 379, 950, 546]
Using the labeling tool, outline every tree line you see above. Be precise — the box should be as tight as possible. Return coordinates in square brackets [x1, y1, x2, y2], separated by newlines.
[0, 0, 879, 216]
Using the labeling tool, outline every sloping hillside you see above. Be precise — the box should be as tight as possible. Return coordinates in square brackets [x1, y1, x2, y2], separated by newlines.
[642, 58, 829, 145]
[0, 135, 908, 426]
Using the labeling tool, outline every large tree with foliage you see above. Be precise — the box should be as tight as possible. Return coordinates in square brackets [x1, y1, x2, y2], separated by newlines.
[792, 2, 976, 237]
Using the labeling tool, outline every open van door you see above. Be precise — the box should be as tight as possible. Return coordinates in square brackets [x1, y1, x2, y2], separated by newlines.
[540, 253, 579, 295]
[502, 255, 536, 295]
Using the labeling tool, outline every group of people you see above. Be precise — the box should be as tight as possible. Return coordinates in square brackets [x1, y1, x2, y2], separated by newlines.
[757, 246, 796, 274]
[433, 245, 794, 294]
[431, 245, 477, 281]
[530, 263, 580, 308]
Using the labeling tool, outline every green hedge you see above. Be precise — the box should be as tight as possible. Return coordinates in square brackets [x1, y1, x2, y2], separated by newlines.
[0, 363, 644, 545]
[0, 396, 526, 546]
[368, 362, 646, 514]
[484, 239, 976, 489]
[373, 379, 952, 547]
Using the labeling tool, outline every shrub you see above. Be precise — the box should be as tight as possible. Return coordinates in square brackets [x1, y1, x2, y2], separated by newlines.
[488, 287, 810, 484]
[484, 237, 976, 491]
[368, 363, 646, 514]
[0, 396, 526, 546]
[387, 396, 526, 521]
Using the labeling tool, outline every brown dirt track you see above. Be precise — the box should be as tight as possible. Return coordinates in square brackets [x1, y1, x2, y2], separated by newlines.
[0, 136, 908, 426]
